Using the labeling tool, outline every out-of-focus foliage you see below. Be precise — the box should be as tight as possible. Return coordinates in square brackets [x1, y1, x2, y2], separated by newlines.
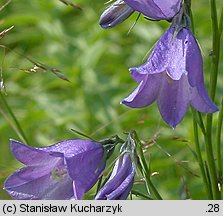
[0, 0, 222, 199]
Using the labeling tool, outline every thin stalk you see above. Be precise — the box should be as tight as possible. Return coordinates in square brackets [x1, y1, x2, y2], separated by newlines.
[197, 112, 206, 135]
[193, 115, 212, 199]
[217, 99, 223, 180]
[95, 176, 103, 195]
[0, 0, 11, 11]
[219, 7, 223, 37]
[193, 120, 213, 199]
[192, 108, 206, 136]
[205, 126, 220, 199]
[209, 0, 220, 101]
[143, 169, 162, 200]
[131, 190, 153, 200]
[132, 131, 162, 199]
[0, 107, 25, 142]
[188, 0, 213, 199]
[0, 91, 29, 144]
[205, 161, 212, 194]
[204, 0, 221, 200]
[137, 144, 162, 200]
[184, 0, 191, 14]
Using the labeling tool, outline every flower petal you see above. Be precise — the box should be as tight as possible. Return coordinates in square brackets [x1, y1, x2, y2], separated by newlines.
[153, 0, 182, 19]
[10, 139, 57, 166]
[190, 86, 218, 113]
[121, 73, 162, 108]
[132, 27, 187, 81]
[123, 0, 181, 20]
[4, 164, 73, 200]
[106, 174, 134, 200]
[166, 28, 188, 80]
[185, 31, 218, 113]
[157, 74, 190, 128]
[41, 139, 102, 156]
[65, 146, 105, 199]
[116, 180, 134, 199]
[132, 28, 174, 76]
[185, 29, 203, 87]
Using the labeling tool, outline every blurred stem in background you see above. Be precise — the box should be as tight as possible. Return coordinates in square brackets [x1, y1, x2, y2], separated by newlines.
[185, 0, 212, 198]
[205, 0, 222, 200]
[188, 0, 222, 199]
[192, 109, 212, 199]
[217, 100, 223, 182]
[132, 130, 163, 200]
[0, 91, 29, 144]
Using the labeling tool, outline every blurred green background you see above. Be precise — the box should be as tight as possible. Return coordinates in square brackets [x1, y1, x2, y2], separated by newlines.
[0, 0, 222, 199]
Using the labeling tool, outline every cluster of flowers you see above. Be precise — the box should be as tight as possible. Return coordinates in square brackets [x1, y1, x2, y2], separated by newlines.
[4, 0, 219, 200]
[100, 0, 218, 128]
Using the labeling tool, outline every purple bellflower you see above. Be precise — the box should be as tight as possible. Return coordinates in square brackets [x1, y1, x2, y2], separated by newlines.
[4, 139, 105, 200]
[95, 153, 135, 200]
[121, 26, 218, 128]
[123, 0, 182, 20]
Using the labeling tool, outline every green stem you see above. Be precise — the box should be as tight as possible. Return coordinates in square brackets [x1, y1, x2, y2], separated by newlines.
[209, 0, 220, 101]
[131, 130, 162, 199]
[0, 91, 29, 144]
[217, 99, 223, 181]
[197, 112, 206, 135]
[131, 190, 153, 200]
[219, 6, 223, 38]
[95, 176, 103, 195]
[205, 161, 212, 193]
[205, 121, 220, 199]
[144, 170, 162, 200]
[192, 111, 212, 199]
[192, 109, 206, 136]
[204, 0, 221, 200]
[189, 3, 212, 198]
[137, 142, 162, 200]
[184, 0, 191, 14]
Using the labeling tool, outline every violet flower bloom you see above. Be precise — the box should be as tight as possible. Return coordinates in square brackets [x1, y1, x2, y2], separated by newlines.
[122, 27, 218, 128]
[123, 0, 182, 20]
[95, 153, 135, 200]
[4, 139, 105, 200]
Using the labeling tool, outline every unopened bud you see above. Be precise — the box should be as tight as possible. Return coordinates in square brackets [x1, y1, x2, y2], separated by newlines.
[99, 0, 134, 29]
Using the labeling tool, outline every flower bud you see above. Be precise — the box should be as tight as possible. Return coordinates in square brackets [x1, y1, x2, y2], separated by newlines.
[99, 0, 134, 29]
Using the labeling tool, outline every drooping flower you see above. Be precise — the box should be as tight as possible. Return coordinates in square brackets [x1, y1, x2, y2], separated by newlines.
[99, 0, 134, 29]
[4, 139, 105, 200]
[95, 153, 135, 200]
[123, 0, 182, 20]
[121, 27, 218, 128]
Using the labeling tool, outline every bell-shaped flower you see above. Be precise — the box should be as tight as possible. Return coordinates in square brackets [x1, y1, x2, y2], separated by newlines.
[95, 153, 135, 200]
[123, 0, 182, 20]
[121, 27, 218, 128]
[4, 139, 105, 200]
[99, 0, 134, 29]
